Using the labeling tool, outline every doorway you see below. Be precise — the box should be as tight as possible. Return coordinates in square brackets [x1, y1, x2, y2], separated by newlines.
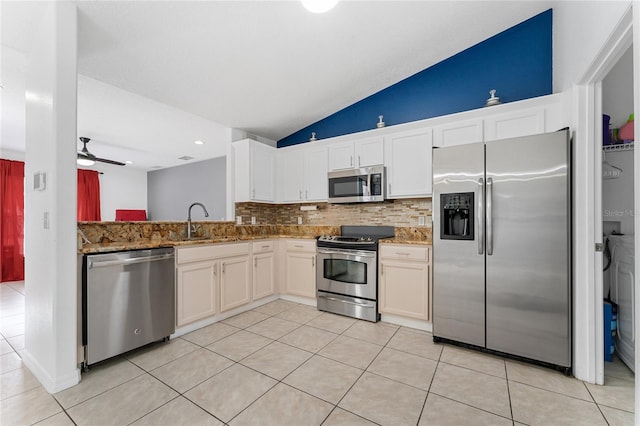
[600, 44, 635, 392]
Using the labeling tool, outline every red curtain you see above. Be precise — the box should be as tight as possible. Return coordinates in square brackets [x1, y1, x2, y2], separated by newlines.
[0, 159, 25, 282]
[77, 169, 101, 221]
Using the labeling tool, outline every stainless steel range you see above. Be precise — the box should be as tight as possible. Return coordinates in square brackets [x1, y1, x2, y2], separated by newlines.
[316, 225, 394, 322]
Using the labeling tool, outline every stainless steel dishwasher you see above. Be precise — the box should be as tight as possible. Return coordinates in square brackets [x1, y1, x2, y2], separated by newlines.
[82, 247, 175, 367]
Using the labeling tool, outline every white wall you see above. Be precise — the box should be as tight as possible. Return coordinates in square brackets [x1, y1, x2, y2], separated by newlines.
[602, 151, 635, 235]
[603, 47, 634, 129]
[0, 46, 26, 153]
[553, 1, 632, 92]
[147, 157, 226, 221]
[0, 148, 25, 161]
[81, 163, 148, 221]
[23, 2, 80, 392]
[602, 46, 634, 236]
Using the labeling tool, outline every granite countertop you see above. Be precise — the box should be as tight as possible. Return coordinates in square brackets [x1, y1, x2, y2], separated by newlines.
[378, 238, 432, 246]
[78, 222, 431, 254]
[79, 234, 320, 254]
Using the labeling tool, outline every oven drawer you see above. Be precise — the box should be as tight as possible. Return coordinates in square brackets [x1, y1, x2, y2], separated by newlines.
[380, 244, 430, 261]
[317, 291, 378, 322]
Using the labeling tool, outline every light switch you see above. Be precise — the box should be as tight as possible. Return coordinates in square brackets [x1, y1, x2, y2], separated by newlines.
[418, 215, 426, 226]
[297, 216, 303, 225]
[251, 216, 256, 225]
[43, 211, 50, 229]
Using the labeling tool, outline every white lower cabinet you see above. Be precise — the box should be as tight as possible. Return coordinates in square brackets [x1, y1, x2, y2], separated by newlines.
[176, 260, 217, 327]
[252, 241, 276, 300]
[219, 255, 251, 312]
[284, 239, 317, 298]
[379, 244, 431, 321]
[175, 242, 251, 326]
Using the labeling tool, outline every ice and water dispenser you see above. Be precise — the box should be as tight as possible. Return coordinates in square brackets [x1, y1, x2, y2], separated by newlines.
[440, 192, 474, 240]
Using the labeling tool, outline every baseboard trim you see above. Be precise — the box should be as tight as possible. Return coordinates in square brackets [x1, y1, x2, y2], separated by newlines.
[22, 350, 81, 393]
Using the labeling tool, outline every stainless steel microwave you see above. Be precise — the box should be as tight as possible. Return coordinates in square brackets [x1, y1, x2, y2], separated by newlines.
[328, 165, 385, 203]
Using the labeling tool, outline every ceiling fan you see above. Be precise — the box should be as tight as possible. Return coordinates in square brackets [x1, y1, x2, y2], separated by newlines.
[77, 137, 126, 166]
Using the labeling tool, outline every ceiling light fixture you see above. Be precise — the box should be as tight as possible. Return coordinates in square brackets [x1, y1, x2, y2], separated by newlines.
[301, 0, 338, 14]
[194, 140, 204, 145]
[77, 157, 95, 166]
[125, 160, 133, 164]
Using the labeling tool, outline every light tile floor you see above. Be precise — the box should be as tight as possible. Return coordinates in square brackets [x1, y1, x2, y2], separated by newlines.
[0, 281, 635, 425]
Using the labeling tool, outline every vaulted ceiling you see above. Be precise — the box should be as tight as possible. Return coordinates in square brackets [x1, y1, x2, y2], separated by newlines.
[1, 1, 555, 170]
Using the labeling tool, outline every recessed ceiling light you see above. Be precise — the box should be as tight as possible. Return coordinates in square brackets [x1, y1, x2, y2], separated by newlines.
[301, 0, 338, 13]
[178, 156, 195, 161]
[125, 160, 133, 164]
[194, 140, 204, 145]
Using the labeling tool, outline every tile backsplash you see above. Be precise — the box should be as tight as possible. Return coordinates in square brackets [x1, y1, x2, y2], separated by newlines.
[235, 198, 432, 227]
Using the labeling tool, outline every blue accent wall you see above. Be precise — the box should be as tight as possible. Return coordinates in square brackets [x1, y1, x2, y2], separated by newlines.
[278, 9, 552, 148]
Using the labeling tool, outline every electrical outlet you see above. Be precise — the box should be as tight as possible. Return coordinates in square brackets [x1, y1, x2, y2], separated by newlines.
[297, 216, 303, 225]
[418, 215, 426, 226]
[43, 211, 50, 229]
[236, 216, 242, 225]
[251, 216, 256, 225]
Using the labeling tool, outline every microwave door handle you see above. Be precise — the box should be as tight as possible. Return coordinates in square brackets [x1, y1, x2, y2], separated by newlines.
[366, 174, 372, 196]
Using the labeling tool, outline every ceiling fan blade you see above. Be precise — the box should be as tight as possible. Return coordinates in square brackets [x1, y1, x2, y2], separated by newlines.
[77, 152, 95, 160]
[78, 136, 126, 166]
[95, 157, 126, 166]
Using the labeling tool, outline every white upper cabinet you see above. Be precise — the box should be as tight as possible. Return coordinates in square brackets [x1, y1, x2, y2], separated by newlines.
[432, 118, 483, 148]
[483, 94, 565, 142]
[234, 139, 276, 202]
[278, 145, 328, 203]
[431, 93, 566, 147]
[304, 145, 329, 201]
[384, 128, 433, 198]
[328, 137, 383, 170]
[483, 108, 545, 142]
[279, 150, 305, 202]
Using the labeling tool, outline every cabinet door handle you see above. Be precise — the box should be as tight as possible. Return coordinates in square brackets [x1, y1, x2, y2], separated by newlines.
[388, 183, 391, 195]
[299, 190, 302, 200]
[312, 256, 315, 267]
[222, 263, 225, 274]
[396, 252, 411, 256]
[350, 156, 353, 167]
[254, 257, 257, 268]
[294, 244, 304, 248]
[305, 190, 308, 199]
[252, 188, 255, 198]
[213, 263, 217, 275]
[358, 155, 361, 167]
[381, 264, 383, 275]
[261, 245, 270, 249]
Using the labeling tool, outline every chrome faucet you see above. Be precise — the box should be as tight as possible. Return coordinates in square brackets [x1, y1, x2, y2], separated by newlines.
[187, 202, 210, 239]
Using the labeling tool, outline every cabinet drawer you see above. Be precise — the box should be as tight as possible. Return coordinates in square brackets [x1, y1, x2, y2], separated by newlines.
[380, 244, 430, 261]
[177, 242, 250, 264]
[252, 240, 274, 253]
[286, 239, 316, 253]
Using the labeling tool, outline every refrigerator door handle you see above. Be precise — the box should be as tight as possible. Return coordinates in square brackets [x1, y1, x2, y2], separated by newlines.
[478, 178, 484, 255]
[487, 177, 493, 255]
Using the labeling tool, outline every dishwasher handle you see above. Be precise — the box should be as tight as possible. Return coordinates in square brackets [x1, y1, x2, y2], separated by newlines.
[88, 253, 174, 269]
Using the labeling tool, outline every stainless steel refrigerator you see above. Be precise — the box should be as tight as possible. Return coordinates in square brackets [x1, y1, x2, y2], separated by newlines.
[432, 129, 571, 372]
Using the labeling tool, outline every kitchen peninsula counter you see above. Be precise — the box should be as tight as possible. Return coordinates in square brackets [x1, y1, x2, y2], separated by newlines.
[78, 221, 431, 254]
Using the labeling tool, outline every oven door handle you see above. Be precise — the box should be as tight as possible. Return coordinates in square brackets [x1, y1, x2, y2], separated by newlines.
[317, 249, 376, 258]
[317, 294, 374, 309]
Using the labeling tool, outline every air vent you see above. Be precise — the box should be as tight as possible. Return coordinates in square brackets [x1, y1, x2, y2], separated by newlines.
[178, 156, 195, 161]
